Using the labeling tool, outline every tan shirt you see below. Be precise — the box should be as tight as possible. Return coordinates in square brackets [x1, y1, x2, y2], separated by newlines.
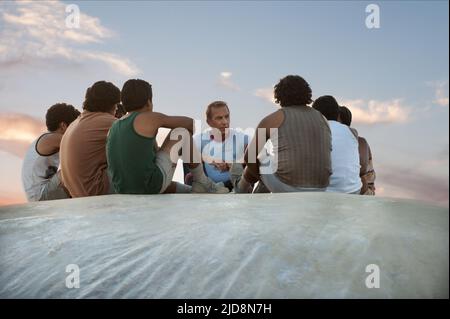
[60, 111, 116, 197]
[358, 136, 376, 195]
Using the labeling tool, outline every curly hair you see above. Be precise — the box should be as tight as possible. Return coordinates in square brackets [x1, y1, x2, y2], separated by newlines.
[83, 81, 121, 113]
[274, 75, 313, 107]
[121, 79, 153, 112]
[45, 103, 80, 132]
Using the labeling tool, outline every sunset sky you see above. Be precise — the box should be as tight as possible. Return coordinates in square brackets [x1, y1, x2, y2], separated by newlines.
[0, 0, 448, 207]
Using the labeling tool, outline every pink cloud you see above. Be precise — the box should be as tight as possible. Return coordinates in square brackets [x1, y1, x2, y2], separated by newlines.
[0, 113, 45, 158]
[0, 151, 27, 207]
[376, 163, 449, 207]
[339, 98, 410, 125]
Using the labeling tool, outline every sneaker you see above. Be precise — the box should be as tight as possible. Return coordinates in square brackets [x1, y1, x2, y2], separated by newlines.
[192, 179, 230, 194]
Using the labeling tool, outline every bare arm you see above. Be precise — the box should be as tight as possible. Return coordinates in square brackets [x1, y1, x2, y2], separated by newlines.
[243, 111, 283, 183]
[36, 133, 62, 156]
[134, 112, 194, 137]
[157, 113, 194, 134]
[244, 111, 282, 166]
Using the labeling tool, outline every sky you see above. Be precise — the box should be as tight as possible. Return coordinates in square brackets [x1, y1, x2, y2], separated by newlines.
[0, 0, 448, 207]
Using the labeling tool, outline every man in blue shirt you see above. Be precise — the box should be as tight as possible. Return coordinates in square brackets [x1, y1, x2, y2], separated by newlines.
[189, 101, 249, 190]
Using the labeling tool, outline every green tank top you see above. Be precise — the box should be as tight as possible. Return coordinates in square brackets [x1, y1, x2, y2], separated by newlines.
[106, 112, 164, 194]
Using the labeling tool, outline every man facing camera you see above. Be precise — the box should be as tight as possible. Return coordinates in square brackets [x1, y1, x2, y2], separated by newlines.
[191, 101, 249, 190]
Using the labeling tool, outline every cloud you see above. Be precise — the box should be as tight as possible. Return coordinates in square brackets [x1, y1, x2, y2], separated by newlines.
[0, 151, 27, 206]
[253, 87, 276, 105]
[376, 163, 449, 207]
[0, 113, 45, 158]
[218, 72, 240, 91]
[80, 51, 140, 78]
[0, 0, 140, 76]
[339, 98, 410, 125]
[428, 80, 449, 107]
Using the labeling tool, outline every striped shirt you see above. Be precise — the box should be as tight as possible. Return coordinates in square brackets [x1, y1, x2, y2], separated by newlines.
[273, 106, 332, 188]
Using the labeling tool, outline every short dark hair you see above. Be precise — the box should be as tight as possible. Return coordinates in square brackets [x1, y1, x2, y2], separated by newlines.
[121, 79, 153, 112]
[45, 103, 80, 132]
[206, 101, 229, 119]
[274, 75, 313, 107]
[83, 81, 120, 113]
[339, 106, 352, 126]
[312, 95, 340, 121]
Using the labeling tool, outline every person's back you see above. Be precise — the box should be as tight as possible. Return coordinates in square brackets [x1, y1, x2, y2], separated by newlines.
[61, 111, 116, 197]
[22, 136, 61, 201]
[358, 136, 376, 195]
[326, 120, 361, 193]
[107, 79, 228, 195]
[60, 81, 120, 197]
[338, 106, 376, 195]
[274, 106, 331, 188]
[313, 96, 362, 194]
[21, 103, 80, 201]
[233, 75, 332, 193]
[107, 112, 163, 194]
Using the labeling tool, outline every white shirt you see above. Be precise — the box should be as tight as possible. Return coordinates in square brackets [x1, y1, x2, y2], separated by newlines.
[21, 134, 60, 201]
[326, 121, 362, 193]
[193, 128, 249, 183]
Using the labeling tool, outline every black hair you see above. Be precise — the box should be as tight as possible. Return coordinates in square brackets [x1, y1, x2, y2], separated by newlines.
[274, 75, 313, 107]
[121, 79, 153, 112]
[83, 81, 121, 113]
[115, 103, 126, 119]
[312, 95, 340, 121]
[45, 103, 80, 132]
[339, 106, 352, 126]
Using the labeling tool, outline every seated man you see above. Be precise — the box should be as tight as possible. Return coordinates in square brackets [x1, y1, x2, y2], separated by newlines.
[60, 81, 120, 197]
[190, 101, 249, 190]
[312, 96, 362, 194]
[21, 103, 80, 201]
[338, 106, 376, 195]
[106, 79, 229, 194]
[233, 75, 332, 193]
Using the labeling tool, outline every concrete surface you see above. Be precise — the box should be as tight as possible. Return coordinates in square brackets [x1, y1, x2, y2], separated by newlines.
[0, 193, 448, 298]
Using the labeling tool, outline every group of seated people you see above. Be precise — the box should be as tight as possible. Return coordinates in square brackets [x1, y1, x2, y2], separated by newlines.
[21, 75, 375, 202]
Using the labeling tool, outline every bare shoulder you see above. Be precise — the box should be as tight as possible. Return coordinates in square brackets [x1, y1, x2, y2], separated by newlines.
[134, 111, 166, 137]
[258, 109, 284, 129]
[36, 133, 62, 155]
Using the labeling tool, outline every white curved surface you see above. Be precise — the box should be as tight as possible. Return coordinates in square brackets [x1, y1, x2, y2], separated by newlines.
[0, 193, 448, 298]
